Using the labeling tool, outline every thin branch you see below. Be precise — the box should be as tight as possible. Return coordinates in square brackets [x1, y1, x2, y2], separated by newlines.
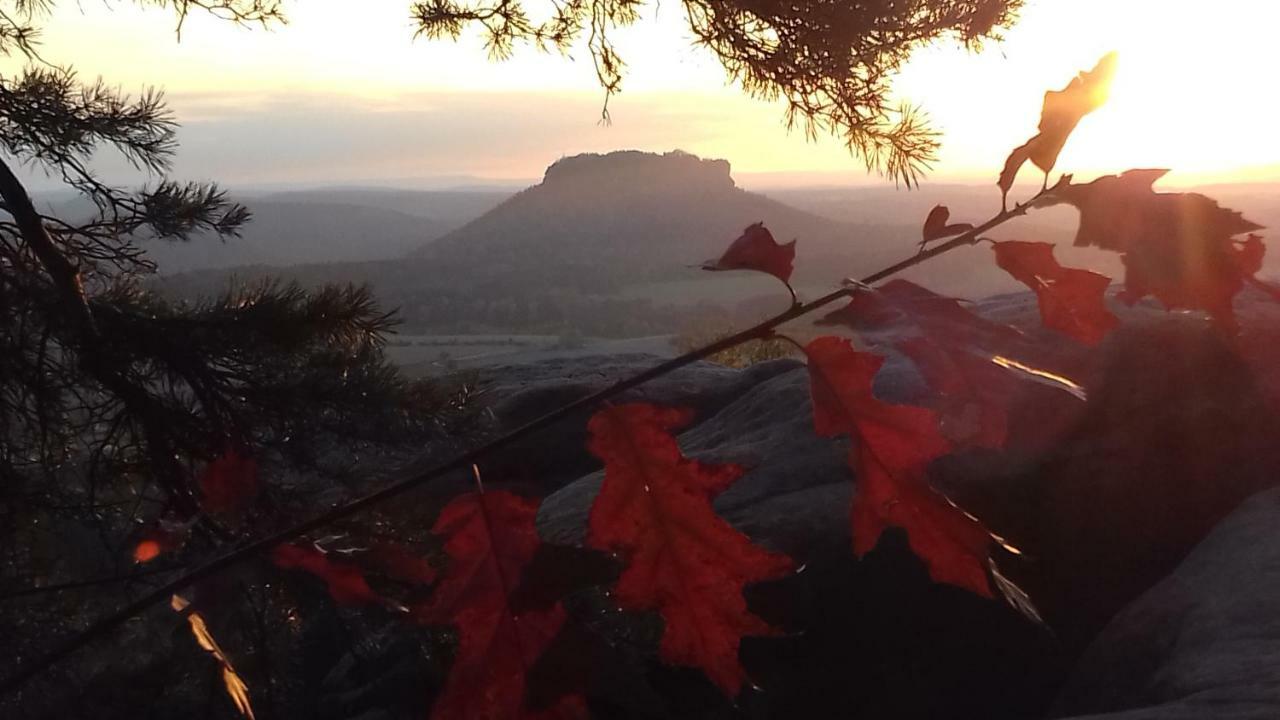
[0, 155, 97, 335]
[0, 186, 1050, 696]
[0, 564, 178, 601]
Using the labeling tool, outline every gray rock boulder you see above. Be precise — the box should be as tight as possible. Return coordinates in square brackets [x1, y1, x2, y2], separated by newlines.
[475, 354, 803, 495]
[1055, 487, 1280, 720]
[537, 362, 854, 559]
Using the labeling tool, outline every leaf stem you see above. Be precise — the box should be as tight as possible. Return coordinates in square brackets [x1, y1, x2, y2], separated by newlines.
[0, 184, 1050, 696]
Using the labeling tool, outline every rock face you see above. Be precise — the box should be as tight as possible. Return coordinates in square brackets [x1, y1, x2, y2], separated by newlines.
[1054, 487, 1280, 720]
[521, 353, 1064, 720]
[953, 289, 1280, 653]
[475, 288, 1280, 718]
[474, 354, 804, 496]
[541, 150, 735, 195]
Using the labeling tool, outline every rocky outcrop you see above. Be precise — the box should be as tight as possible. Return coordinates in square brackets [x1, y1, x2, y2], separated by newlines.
[504, 288, 1280, 718]
[541, 150, 735, 195]
[1054, 487, 1280, 720]
[474, 354, 802, 495]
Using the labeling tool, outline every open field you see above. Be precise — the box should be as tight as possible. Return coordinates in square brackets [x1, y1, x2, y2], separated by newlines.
[388, 333, 678, 376]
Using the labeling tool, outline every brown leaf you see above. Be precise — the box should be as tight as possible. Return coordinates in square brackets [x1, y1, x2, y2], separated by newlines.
[999, 53, 1117, 198]
[702, 222, 797, 285]
[992, 241, 1119, 345]
[1043, 170, 1271, 330]
[998, 139, 1035, 200]
[922, 205, 975, 244]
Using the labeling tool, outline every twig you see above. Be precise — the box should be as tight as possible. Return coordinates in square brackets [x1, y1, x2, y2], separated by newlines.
[0, 565, 179, 601]
[0, 184, 1050, 696]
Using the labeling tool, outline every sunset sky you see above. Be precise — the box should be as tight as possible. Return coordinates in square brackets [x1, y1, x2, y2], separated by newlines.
[8, 0, 1279, 189]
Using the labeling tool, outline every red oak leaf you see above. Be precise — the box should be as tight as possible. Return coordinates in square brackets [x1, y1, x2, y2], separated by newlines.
[803, 336, 994, 597]
[896, 337, 1012, 449]
[585, 403, 793, 696]
[992, 241, 1119, 345]
[133, 538, 164, 564]
[1000, 53, 1117, 199]
[849, 447, 995, 596]
[922, 205, 975, 244]
[199, 450, 259, 514]
[132, 514, 194, 564]
[1042, 169, 1271, 331]
[414, 491, 583, 720]
[271, 543, 382, 607]
[365, 541, 437, 586]
[702, 222, 796, 284]
[818, 280, 1032, 448]
[820, 279, 1022, 347]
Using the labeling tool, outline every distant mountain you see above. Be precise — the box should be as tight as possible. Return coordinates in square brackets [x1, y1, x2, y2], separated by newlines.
[137, 188, 509, 273]
[412, 150, 914, 288]
[144, 200, 444, 272]
[258, 188, 509, 226]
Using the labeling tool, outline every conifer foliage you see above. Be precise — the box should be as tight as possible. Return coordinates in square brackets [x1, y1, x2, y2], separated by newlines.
[0, 4, 470, 709]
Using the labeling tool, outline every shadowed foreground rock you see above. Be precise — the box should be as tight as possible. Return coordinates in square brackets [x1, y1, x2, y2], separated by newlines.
[524, 289, 1280, 718]
[1055, 487, 1280, 720]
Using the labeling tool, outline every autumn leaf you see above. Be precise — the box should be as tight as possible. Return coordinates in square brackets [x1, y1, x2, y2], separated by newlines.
[802, 336, 995, 597]
[822, 279, 1021, 347]
[585, 403, 793, 696]
[414, 490, 584, 720]
[818, 280, 1033, 448]
[998, 141, 1036, 202]
[849, 448, 996, 597]
[132, 514, 194, 564]
[364, 541, 437, 586]
[1041, 169, 1272, 330]
[199, 450, 259, 514]
[702, 222, 796, 285]
[1238, 234, 1280, 301]
[171, 594, 256, 719]
[921, 205, 975, 244]
[133, 538, 164, 564]
[895, 337, 1012, 449]
[992, 241, 1119, 345]
[999, 52, 1118, 199]
[271, 543, 383, 607]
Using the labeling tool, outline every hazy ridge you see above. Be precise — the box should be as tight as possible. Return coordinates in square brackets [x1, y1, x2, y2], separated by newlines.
[150, 150, 1280, 337]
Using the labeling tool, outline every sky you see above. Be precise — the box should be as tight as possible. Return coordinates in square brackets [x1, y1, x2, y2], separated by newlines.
[7, 0, 1280, 190]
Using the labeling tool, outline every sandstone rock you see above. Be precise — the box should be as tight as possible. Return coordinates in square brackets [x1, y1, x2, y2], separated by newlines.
[478, 355, 801, 495]
[1054, 487, 1280, 720]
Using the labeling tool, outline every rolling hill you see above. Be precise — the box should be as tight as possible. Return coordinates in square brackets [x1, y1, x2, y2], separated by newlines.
[143, 200, 441, 272]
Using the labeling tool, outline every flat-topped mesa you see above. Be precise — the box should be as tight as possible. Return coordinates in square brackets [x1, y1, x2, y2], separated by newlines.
[541, 150, 736, 194]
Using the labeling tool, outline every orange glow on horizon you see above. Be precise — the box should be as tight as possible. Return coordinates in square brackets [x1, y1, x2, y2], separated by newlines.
[5, 0, 1278, 186]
